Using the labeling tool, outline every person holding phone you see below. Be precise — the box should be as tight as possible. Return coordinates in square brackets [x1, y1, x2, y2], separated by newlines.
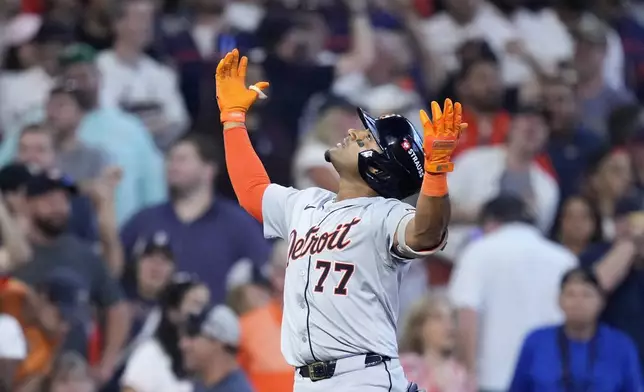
[579, 196, 644, 377]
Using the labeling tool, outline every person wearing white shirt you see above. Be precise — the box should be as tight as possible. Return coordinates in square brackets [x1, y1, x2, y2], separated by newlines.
[97, 0, 189, 151]
[445, 108, 559, 259]
[0, 313, 27, 391]
[449, 195, 577, 392]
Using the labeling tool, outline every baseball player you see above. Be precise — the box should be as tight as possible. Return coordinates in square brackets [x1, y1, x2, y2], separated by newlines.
[215, 49, 466, 392]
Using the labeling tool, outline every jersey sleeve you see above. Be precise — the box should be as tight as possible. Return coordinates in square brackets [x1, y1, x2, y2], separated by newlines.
[371, 200, 416, 264]
[261, 184, 300, 240]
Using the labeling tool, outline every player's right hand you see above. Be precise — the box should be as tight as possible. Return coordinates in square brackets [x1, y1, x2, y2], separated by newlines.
[420, 98, 467, 173]
[215, 49, 269, 123]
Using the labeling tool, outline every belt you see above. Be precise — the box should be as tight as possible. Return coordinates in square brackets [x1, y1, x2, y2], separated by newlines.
[297, 353, 391, 382]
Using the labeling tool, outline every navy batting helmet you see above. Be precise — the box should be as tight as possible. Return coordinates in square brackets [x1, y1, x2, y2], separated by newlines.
[356, 108, 425, 200]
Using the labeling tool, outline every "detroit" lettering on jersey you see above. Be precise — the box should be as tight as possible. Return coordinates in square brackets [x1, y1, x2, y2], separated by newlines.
[261, 184, 443, 367]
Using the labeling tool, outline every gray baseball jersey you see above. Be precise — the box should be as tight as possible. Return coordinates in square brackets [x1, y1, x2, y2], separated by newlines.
[262, 184, 442, 367]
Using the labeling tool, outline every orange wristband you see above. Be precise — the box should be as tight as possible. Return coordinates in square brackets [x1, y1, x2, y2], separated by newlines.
[421, 173, 448, 197]
[220, 111, 246, 123]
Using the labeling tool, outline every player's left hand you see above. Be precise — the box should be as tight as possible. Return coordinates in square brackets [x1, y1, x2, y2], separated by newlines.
[215, 48, 269, 123]
[420, 98, 468, 173]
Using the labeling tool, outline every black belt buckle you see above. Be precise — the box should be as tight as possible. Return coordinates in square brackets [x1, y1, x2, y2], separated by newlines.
[308, 361, 329, 381]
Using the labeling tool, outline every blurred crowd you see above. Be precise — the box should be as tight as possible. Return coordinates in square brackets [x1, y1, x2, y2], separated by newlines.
[0, 0, 643, 391]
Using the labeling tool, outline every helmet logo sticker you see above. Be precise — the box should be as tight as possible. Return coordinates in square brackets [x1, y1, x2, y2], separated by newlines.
[407, 148, 423, 178]
[401, 140, 411, 151]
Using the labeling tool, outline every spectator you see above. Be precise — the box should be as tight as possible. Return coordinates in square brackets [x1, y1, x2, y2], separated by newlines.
[399, 294, 471, 392]
[449, 194, 577, 392]
[98, 0, 189, 151]
[580, 196, 644, 375]
[572, 14, 635, 136]
[120, 133, 270, 302]
[256, 0, 375, 141]
[0, 14, 55, 135]
[626, 127, 644, 202]
[75, 0, 114, 50]
[583, 147, 633, 240]
[453, 54, 509, 158]
[0, 270, 89, 392]
[293, 95, 360, 191]
[11, 170, 130, 385]
[121, 274, 210, 392]
[446, 109, 559, 257]
[542, 76, 605, 201]
[238, 239, 293, 392]
[181, 304, 253, 392]
[45, 87, 110, 183]
[7, 134, 100, 242]
[0, 311, 26, 392]
[47, 352, 97, 392]
[552, 195, 604, 256]
[553, 0, 626, 90]
[0, 42, 168, 225]
[509, 267, 643, 392]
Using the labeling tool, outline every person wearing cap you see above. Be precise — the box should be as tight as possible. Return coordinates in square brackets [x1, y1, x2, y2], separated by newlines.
[12, 168, 130, 385]
[572, 13, 635, 137]
[0, 41, 168, 226]
[448, 194, 577, 392]
[292, 95, 362, 191]
[122, 275, 210, 392]
[0, 269, 90, 391]
[445, 107, 559, 259]
[509, 267, 642, 391]
[181, 304, 253, 392]
[579, 196, 644, 376]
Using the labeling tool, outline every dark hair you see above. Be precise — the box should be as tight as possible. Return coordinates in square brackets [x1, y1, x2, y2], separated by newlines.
[479, 193, 535, 226]
[551, 195, 604, 244]
[2, 46, 24, 71]
[560, 267, 603, 296]
[173, 133, 220, 166]
[155, 274, 202, 379]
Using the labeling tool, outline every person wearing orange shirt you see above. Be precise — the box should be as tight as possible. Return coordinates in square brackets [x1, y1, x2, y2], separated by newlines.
[0, 270, 88, 392]
[238, 240, 294, 392]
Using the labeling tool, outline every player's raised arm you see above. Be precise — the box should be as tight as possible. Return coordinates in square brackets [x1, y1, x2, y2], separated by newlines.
[215, 49, 270, 222]
[395, 99, 467, 254]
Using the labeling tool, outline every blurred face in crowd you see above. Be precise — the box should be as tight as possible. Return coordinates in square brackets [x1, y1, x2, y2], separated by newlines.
[543, 81, 578, 132]
[574, 39, 606, 81]
[27, 189, 71, 238]
[421, 299, 456, 355]
[366, 30, 412, 85]
[116, 0, 154, 50]
[137, 251, 174, 298]
[63, 63, 101, 108]
[166, 141, 216, 196]
[46, 92, 84, 136]
[589, 150, 632, 200]
[325, 129, 382, 185]
[181, 333, 223, 374]
[315, 107, 363, 147]
[559, 277, 603, 326]
[49, 373, 95, 392]
[458, 60, 503, 113]
[559, 196, 598, 246]
[507, 112, 548, 157]
[18, 128, 56, 169]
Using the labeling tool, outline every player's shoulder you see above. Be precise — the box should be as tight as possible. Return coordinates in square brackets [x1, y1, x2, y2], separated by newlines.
[266, 184, 335, 208]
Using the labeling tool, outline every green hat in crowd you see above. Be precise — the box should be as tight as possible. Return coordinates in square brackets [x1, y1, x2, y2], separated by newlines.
[59, 43, 97, 67]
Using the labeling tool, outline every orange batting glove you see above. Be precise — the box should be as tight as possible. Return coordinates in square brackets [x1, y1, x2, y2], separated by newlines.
[215, 48, 269, 123]
[420, 98, 467, 197]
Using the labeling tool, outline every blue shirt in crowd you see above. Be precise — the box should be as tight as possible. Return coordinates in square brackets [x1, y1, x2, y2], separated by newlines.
[192, 369, 253, 392]
[120, 197, 270, 303]
[509, 324, 643, 392]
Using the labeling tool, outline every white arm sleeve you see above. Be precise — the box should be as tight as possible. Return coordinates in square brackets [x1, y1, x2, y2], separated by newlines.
[261, 184, 300, 239]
